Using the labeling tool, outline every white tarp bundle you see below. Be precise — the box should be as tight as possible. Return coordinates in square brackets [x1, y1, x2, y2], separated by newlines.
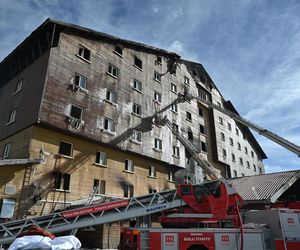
[8, 235, 81, 250]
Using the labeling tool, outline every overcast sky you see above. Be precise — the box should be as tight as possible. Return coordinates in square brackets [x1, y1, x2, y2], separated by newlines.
[1, 0, 300, 173]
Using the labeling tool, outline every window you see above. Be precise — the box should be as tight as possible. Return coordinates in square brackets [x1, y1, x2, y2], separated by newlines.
[253, 164, 257, 172]
[14, 79, 23, 93]
[229, 137, 234, 146]
[154, 71, 161, 82]
[54, 172, 71, 191]
[228, 123, 232, 131]
[59, 141, 73, 157]
[94, 179, 106, 195]
[221, 132, 225, 141]
[133, 79, 142, 92]
[171, 104, 178, 113]
[106, 89, 117, 104]
[149, 166, 156, 177]
[172, 123, 179, 132]
[186, 111, 192, 121]
[78, 45, 90, 61]
[241, 173, 245, 177]
[236, 128, 239, 136]
[199, 108, 203, 117]
[247, 161, 250, 169]
[259, 167, 262, 174]
[201, 141, 208, 152]
[104, 117, 115, 132]
[156, 56, 162, 64]
[200, 124, 205, 134]
[134, 56, 142, 69]
[188, 130, 193, 141]
[222, 149, 227, 157]
[154, 91, 162, 103]
[125, 159, 134, 172]
[154, 138, 162, 151]
[132, 129, 142, 143]
[217, 102, 221, 107]
[173, 146, 180, 157]
[198, 90, 207, 100]
[239, 157, 243, 166]
[251, 151, 254, 158]
[124, 184, 134, 198]
[245, 147, 248, 154]
[171, 83, 177, 93]
[132, 103, 141, 116]
[2, 143, 11, 159]
[149, 188, 157, 194]
[233, 170, 237, 178]
[237, 143, 241, 150]
[219, 117, 223, 125]
[8, 109, 16, 124]
[70, 105, 82, 120]
[114, 45, 123, 56]
[95, 151, 107, 166]
[184, 76, 190, 85]
[74, 74, 87, 89]
[108, 63, 119, 78]
[232, 153, 236, 162]
[168, 171, 175, 182]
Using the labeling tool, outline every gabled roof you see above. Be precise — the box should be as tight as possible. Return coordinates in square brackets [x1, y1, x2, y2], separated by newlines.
[228, 170, 300, 203]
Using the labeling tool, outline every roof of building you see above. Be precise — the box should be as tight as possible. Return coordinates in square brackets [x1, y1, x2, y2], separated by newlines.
[228, 170, 300, 203]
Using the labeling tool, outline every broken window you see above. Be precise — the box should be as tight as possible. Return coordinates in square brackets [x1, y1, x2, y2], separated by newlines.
[173, 146, 180, 157]
[70, 105, 82, 120]
[201, 141, 208, 152]
[149, 188, 157, 194]
[184, 76, 190, 85]
[154, 138, 162, 151]
[108, 63, 119, 78]
[14, 79, 23, 94]
[168, 171, 175, 182]
[154, 71, 161, 82]
[134, 56, 142, 69]
[58, 141, 73, 157]
[133, 79, 142, 92]
[171, 83, 177, 93]
[132, 129, 142, 143]
[149, 166, 156, 177]
[103, 117, 115, 132]
[171, 104, 178, 113]
[2, 143, 11, 159]
[78, 45, 90, 61]
[154, 91, 162, 103]
[200, 124, 205, 134]
[74, 74, 87, 89]
[132, 103, 141, 116]
[239, 157, 243, 166]
[8, 109, 16, 124]
[124, 184, 134, 198]
[228, 122, 232, 131]
[106, 89, 117, 103]
[219, 117, 223, 125]
[222, 149, 227, 157]
[54, 172, 70, 191]
[186, 111, 192, 121]
[114, 45, 123, 56]
[95, 151, 107, 166]
[232, 153, 236, 162]
[125, 159, 134, 172]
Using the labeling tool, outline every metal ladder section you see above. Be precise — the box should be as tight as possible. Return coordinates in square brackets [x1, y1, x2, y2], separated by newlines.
[164, 118, 223, 180]
[0, 189, 184, 245]
[190, 94, 300, 157]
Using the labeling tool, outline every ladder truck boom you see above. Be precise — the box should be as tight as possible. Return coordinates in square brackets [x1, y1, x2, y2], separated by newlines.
[185, 93, 300, 157]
